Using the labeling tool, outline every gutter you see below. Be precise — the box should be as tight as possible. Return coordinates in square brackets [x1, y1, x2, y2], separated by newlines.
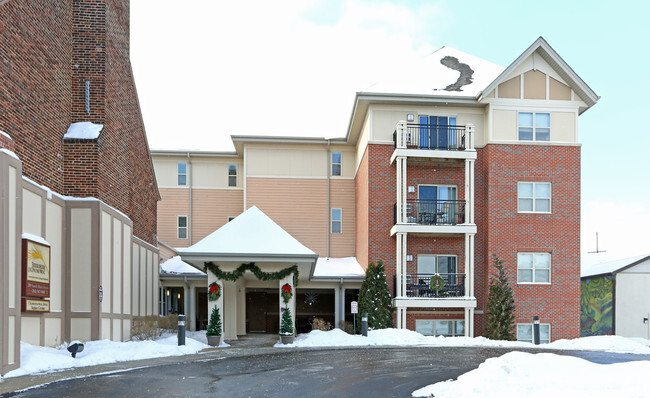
[187, 152, 193, 244]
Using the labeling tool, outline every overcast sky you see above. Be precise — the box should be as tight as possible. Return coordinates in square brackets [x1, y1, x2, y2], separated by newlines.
[130, 0, 650, 267]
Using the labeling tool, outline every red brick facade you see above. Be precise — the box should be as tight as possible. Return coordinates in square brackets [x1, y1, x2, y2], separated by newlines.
[0, 0, 158, 244]
[361, 142, 581, 340]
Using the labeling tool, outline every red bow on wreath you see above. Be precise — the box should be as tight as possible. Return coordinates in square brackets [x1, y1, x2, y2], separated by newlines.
[210, 285, 219, 294]
[282, 284, 292, 295]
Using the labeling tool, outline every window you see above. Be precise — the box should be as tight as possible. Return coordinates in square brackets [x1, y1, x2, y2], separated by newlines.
[517, 323, 550, 344]
[416, 320, 465, 337]
[228, 164, 237, 187]
[177, 163, 187, 186]
[518, 112, 550, 141]
[518, 182, 551, 213]
[517, 253, 550, 283]
[331, 208, 342, 233]
[177, 216, 188, 239]
[417, 254, 457, 274]
[331, 152, 341, 176]
[418, 185, 458, 224]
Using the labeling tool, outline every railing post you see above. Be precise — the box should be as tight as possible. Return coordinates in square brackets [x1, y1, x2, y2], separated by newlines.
[465, 123, 475, 151]
[396, 121, 408, 149]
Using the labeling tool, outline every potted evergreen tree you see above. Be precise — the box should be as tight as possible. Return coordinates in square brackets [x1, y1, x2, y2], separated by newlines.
[279, 283, 294, 344]
[206, 305, 222, 346]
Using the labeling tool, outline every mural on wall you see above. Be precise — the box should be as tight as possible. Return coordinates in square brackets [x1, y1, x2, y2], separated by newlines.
[581, 276, 614, 336]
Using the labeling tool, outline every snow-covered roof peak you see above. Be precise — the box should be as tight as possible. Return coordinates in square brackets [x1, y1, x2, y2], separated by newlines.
[362, 46, 504, 98]
[581, 253, 650, 278]
[181, 206, 316, 258]
[160, 256, 206, 275]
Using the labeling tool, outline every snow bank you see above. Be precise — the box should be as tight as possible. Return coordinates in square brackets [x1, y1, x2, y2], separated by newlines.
[412, 351, 650, 397]
[3, 335, 208, 378]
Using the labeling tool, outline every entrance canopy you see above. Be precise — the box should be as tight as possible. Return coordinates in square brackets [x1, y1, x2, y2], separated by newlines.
[180, 206, 318, 279]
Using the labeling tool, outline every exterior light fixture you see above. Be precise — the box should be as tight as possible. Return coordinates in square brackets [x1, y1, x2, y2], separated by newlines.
[177, 292, 181, 300]
[407, 113, 415, 122]
[166, 289, 170, 297]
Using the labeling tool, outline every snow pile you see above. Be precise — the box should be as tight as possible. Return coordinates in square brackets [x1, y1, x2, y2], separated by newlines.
[3, 334, 208, 378]
[280, 329, 650, 354]
[412, 351, 650, 397]
[64, 122, 103, 140]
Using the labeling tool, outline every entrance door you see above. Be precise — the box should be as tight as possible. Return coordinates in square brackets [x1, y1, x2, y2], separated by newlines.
[246, 289, 279, 333]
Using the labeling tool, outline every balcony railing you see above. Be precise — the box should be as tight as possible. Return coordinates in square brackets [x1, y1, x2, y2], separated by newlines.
[394, 273, 466, 298]
[394, 199, 466, 225]
[393, 123, 467, 151]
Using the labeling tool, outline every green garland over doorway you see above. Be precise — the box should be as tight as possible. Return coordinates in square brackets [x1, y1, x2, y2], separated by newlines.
[203, 262, 299, 286]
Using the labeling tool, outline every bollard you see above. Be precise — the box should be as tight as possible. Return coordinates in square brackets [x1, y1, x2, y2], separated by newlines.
[533, 316, 540, 345]
[178, 314, 186, 346]
[362, 313, 368, 337]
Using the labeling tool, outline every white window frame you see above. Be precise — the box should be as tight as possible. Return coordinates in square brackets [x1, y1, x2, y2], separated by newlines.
[517, 252, 551, 284]
[517, 323, 551, 344]
[518, 112, 550, 141]
[416, 319, 465, 337]
[228, 164, 237, 187]
[177, 215, 188, 239]
[177, 163, 187, 186]
[331, 208, 342, 234]
[331, 151, 342, 176]
[517, 182, 551, 213]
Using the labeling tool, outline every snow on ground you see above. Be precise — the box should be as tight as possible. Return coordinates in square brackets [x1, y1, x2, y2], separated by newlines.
[2, 327, 650, 398]
[411, 351, 650, 398]
[2, 331, 209, 379]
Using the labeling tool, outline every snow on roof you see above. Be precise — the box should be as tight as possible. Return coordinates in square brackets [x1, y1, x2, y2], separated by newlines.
[313, 257, 365, 279]
[182, 206, 316, 257]
[581, 253, 650, 278]
[1, 130, 11, 140]
[160, 256, 205, 275]
[21, 232, 50, 247]
[362, 46, 504, 98]
[64, 122, 104, 140]
[0, 148, 19, 160]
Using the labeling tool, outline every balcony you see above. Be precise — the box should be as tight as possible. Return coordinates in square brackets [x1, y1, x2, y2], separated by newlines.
[391, 199, 476, 236]
[390, 121, 476, 164]
[393, 273, 476, 309]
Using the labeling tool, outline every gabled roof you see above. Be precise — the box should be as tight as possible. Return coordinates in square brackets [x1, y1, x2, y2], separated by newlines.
[180, 206, 317, 264]
[363, 46, 504, 99]
[480, 36, 599, 113]
[581, 253, 650, 278]
[160, 256, 206, 276]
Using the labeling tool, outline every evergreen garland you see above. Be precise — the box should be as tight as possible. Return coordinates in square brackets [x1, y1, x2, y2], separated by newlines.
[486, 255, 516, 341]
[206, 306, 222, 337]
[204, 262, 299, 286]
[280, 307, 294, 335]
[356, 260, 393, 331]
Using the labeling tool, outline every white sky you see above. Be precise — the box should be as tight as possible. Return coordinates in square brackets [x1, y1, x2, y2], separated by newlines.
[130, 0, 650, 267]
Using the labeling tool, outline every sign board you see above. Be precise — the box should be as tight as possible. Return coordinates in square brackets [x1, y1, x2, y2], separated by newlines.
[22, 298, 50, 313]
[351, 301, 358, 314]
[21, 238, 51, 298]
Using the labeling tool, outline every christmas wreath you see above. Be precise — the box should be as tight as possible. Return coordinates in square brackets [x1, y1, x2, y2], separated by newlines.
[281, 283, 293, 304]
[208, 282, 221, 301]
[430, 274, 444, 292]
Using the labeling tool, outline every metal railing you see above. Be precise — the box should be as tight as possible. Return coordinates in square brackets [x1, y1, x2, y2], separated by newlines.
[393, 123, 466, 151]
[394, 273, 466, 298]
[394, 199, 466, 225]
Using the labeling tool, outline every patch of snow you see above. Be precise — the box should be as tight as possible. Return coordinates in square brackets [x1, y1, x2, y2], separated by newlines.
[3, 335, 209, 379]
[21, 233, 50, 247]
[412, 351, 650, 397]
[0, 130, 11, 140]
[581, 253, 650, 277]
[0, 148, 19, 160]
[64, 122, 103, 140]
[160, 256, 205, 275]
[182, 206, 315, 257]
[313, 257, 365, 278]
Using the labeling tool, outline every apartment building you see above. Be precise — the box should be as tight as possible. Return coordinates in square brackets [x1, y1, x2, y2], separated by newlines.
[153, 37, 598, 342]
[0, 0, 160, 375]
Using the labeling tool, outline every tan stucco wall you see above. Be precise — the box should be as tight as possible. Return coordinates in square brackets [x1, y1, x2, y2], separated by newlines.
[22, 188, 42, 236]
[153, 155, 243, 189]
[46, 201, 63, 312]
[498, 75, 520, 98]
[71, 208, 93, 312]
[550, 112, 576, 141]
[491, 109, 576, 143]
[492, 109, 517, 141]
[550, 77, 571, 100]
[523, 70, 546, 99]
[101, 211, 112, 314]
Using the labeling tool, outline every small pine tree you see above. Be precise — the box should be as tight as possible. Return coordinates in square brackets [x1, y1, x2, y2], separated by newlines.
[206, 306, 222, 337]
[357, 260, 393, 331]
[486, 255, 516, 340]
[280, 307, 294, 335]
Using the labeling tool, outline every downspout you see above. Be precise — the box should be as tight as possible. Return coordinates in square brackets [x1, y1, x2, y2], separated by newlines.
[187, 152, 193, 244]
[183, 276, 191, 330]
[327, 140, 331, 258]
